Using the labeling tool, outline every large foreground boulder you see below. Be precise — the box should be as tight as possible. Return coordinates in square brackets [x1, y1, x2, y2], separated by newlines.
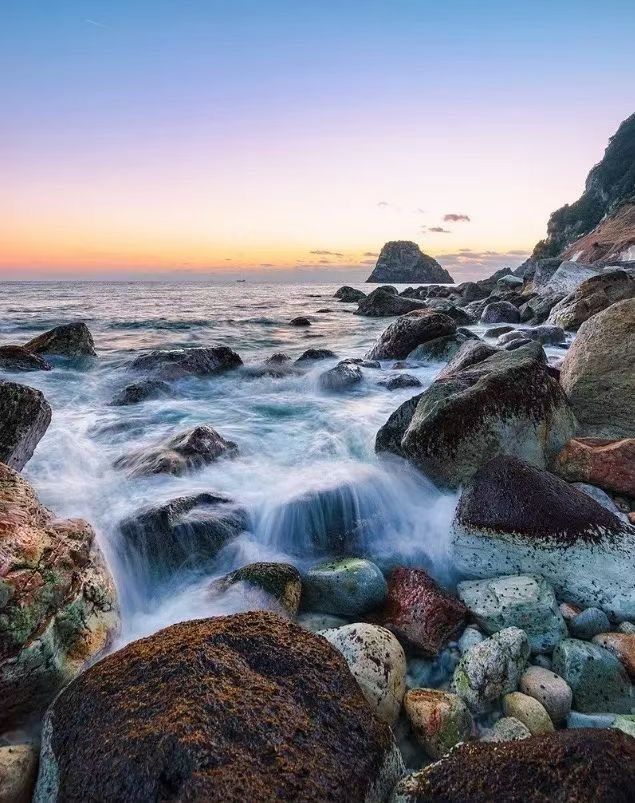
[365, 310, 456, 360]
[390, 729, 635, 803]
[548, 269, 635, 330]
[23, 322, 96, 357]
[34, 612, 403, 802]
[376, 343, 576, 488]
[451, 456, 635, 620]
[366, 241, 453, 284]
[0, 381, 52, 470]
[356, 289, 428, 318]
[129, 346, 242, 379]
[0, 464, 118, 732]
[560, 298, 635, 438]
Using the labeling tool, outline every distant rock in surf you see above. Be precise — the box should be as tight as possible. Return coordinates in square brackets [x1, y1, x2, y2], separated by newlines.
[366, 241, 453, 284]
[23, 322, 96, 357]
[129, 346, 242, 379]
[110, 378, 172, 406]
[334, 285, 366, 302]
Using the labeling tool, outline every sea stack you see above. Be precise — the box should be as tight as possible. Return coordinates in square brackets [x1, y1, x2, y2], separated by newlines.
[366, 241, 454, 284]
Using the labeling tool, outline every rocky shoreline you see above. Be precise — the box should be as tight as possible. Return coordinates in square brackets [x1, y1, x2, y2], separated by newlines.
[1, 254, 634, 801]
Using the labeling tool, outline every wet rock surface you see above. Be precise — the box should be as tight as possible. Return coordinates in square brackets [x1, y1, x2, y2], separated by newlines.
[23, 322, 97, 357]
[301, 557, 387, 616]
[210, 562, 302, 617]
[318, 360, 363, 391]
[365, 310, 456, 360]
[129, 346, 243, 379]
[0, 381, 52, 470]
[0, 345, 51, 372]
[356, 288, 428, 318]
[111, 378, 172, 406]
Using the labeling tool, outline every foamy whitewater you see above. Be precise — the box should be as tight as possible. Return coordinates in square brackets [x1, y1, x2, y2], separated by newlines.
[1, 281, 473, 647]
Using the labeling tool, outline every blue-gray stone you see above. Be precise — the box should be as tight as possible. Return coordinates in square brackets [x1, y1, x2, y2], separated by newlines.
[567, 711, 617, 729]
[569, 608, 611, 640]
[301, 557, 387, 616]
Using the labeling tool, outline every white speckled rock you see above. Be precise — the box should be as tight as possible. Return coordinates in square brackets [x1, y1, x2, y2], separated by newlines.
[321, 622, 407, 724]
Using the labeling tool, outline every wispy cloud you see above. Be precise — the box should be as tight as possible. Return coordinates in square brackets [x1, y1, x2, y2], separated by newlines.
[85, 18, 108, 28]
[377, 201, 390, 208]
[363, 251, 379, 257]
[310, 249, 344, 257]
[428, 226, 451, 233]
[443, 213, 470, 223]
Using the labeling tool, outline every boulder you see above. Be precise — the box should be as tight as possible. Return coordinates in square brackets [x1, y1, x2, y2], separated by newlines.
[592, 633, 635, 679]
[539, 261, 599, 296]
[0, 381, 52, 470]
[321, 623, 407, 725]
[407, 332, 473, 363]
[497, 274, 524, 289]
[0, 345, 51, 372]
[23, 322, 96, 357]
[423, 301, 473, 326]
[403, 689, 473, 759]
[559, 298, 635, 438]
[118, 493, 247, 582]
[318, 361, 362, 391]
[456, 281, 489, 304]
[355, 289, 428, 318]
[376, 568, 467, 656]
[34, 613, 403, 802]
[378, 374, 422, 391]
[0, 743, 38, 803]
[366, 241, 453, 284]
[376, 344, 576, 489]
[0, 464, 118, 732]
[451, 456, 635, 620]
[457, 575, 566, 654]
[129, 346, 242, 380]
[519, 666, 572, 724]
[548, 269, 635, 330]
[502, 692, 554, 734]
[113, 424, 238, 477]
[334, 285, 366, 302]
[569, 608, 611, 640]
[480, 301, 520, 324]
[110, 379, 171, 406]
[210, 562, 302, 617]
[290, 316, 311, 326]
[301, 558, 387, 616]
[453, 627, 530, 713]
[435, 340, 498, 380]
[296, 348, 337, 362]
[365, 310, 456, 360]
[552, 639, 632, 714]
[552, 437, 635, 497]
[390, 729, 635, 803]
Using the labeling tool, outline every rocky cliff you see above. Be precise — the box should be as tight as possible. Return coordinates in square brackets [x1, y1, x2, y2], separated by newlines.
[366, 241, 454, 284]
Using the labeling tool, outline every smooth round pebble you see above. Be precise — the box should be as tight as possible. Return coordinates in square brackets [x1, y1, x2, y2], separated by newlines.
[503, 692, 554, 734]
[569, 607, 611, 639]
[519, 666, 572, 724]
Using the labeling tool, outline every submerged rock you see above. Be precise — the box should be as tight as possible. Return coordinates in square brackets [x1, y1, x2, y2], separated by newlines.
[23, 322, 96, 357]
[404, 689, 473, 759]
[301, 557, 387, 616]
[321, 622, 407, 725]
[376, 343, 576, 488]
[451, 456, 635, 620]
[34, 612, 403, 802]
[129, 346, 242, 380]
[365, 310, 456, 360]
[110, 378, 171, 406]
[210, 562, 302, 617]
[376, 567, 467, 656]
[366, 241, 453, 284]
[560, 298, 635, 438]
[296, 348, 337, 362]
[318, 361, 362, 391]
[355, 288, 428, 318]
[334, 285, 366, 302]
[0, 345, 51, 372]
[289, 316, 311, 326]
[114, 424, 238, 477]
[119, 493, 247, 580]
[390, 729, 635, 803]
[0, 464, 118, 732]
[0, 381, 52, 470]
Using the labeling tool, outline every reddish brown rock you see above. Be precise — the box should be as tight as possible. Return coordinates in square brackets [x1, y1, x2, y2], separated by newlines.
[553, 437, 635, 497]
[592, 633, 635, 679]
[376, 568, 467, 655]
[391, 729, 635, 802]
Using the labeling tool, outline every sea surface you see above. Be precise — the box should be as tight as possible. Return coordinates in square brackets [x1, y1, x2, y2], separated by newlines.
[1, 281, 487, 645]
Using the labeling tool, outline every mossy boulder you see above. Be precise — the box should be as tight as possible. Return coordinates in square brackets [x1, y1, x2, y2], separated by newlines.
[209, 562, 302, 617]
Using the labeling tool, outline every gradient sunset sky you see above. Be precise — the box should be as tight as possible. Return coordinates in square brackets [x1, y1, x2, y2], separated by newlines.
[2, 1, 635, 282]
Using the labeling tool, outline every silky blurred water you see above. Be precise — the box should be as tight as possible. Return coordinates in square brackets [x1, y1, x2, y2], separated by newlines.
[0, 281, 460, 644]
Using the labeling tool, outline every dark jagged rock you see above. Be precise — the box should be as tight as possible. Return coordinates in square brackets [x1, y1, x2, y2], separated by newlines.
[355, 288, 428, 318]
[376, 343, 575, 488]
[480, 300, 520, 324]
[451, 456, 635, 620]
[408, 332, 476, 364]
[391, 729, 635, 803]
[455, 281, 489, 304]
[296, 348, 337, 362]
[318, 361, 362, 391]
[366, 241, 453, 284]
[209, 562, 302, 617]
[265, 352, 292, 364]
[518, 291, 565, 324]
[0, 381, 52, 470]
[111, 379, 171, 406]
[0, 346, 51, 372]
[23, 322, 96, 357]
[290, 316, 311, 327]
[114, 424, 238, 477]
[548, 269, 635, 330]
[435, 340, 498, 379]
[0, 464, 118, 732]
[424, 301, 474, 325]
[334, 286, 366, 302]
[378, 374, 422, 391]
[365, 310, 456, 360]
[129, 346, 242, 380]
[34, 612, 403, 802]
[119, 493, 247, 581]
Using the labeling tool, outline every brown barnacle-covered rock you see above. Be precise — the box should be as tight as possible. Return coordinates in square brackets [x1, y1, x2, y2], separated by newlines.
[33, 612, 403, 802]
[375, 567, 467, 656]
[390, 729, 635, 802]
[209, 562, 302, 617]
[0, 381, 52, 471]
[0, 463, 118, 732]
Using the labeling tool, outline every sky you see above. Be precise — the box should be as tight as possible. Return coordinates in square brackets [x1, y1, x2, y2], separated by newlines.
[2, 1, 635, 282]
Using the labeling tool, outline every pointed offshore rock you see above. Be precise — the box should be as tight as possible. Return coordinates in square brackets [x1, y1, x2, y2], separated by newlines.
[366, 241, 453, 284]
[129, 346, 242, 379]
[451, 456, 635, 620]
[0, 381, 52, 470]
[33, 612, 404, 802]
[23, 322, 96, 357]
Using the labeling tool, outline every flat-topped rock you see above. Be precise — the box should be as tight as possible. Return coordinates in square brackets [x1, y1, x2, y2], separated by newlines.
[129, 346, 242, 379]
[366, 241, 453, 284]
